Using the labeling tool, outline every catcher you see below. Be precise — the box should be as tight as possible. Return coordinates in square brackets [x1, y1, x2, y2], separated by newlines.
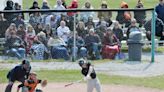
[17, 72, 47, 92]
[78, 59, 102, 92]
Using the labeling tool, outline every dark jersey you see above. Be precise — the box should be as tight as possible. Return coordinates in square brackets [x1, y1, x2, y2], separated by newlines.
[81, 63, 96, 79]
[7, 65, 31, 82]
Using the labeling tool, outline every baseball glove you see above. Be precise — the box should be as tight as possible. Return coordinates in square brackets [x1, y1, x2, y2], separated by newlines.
[41, 80, 47, 87]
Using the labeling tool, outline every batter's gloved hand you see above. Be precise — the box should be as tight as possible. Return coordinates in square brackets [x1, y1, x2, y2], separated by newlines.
[83, 75, 91, 81]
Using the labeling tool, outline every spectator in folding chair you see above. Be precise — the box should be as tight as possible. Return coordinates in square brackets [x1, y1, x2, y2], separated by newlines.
[102, 28, 121, 59]
[67, 32, 87, 59]
[85, 29, 101, 60]
[47, 35, 69, 60]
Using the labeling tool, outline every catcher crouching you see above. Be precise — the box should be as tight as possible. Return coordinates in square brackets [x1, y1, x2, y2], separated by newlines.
[17, 72, 47, 92]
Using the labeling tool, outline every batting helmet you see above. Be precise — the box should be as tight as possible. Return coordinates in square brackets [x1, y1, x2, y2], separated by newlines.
[78, 59, 87, 66]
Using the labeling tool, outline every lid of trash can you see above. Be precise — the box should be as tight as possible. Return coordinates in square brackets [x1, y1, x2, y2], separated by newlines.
[129, 31, 142, 41]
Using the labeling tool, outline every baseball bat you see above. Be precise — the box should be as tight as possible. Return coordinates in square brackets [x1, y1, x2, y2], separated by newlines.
[64, 79, 82, 87]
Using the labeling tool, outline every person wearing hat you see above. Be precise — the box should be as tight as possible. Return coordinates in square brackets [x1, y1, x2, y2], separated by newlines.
[78, 59, 102, 92]
[5, 60, 31, 92]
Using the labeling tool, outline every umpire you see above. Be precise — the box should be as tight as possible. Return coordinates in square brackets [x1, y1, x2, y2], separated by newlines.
[5, 60, 31, 92]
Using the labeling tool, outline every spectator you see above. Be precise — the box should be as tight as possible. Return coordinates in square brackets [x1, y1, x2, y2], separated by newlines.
[41, 1, 50, 9]
[47, 35, 69, 60]
[4, 0, 15, 23]
[67, 0, 78, 31]
[44, 15, 57, 30]
[96, 20, 108, 40]
[16, 24, 26, 41]
[126, 19, 140, 39]
[54, 0, 66, 20]
[85, 29, 101, 60]
[5, 23, 17, 39]
[5, 60, 31, 92]
[57, 21, 71, 43]
[80, 2, 95, 23]
[76, 21, 87, 38]
[156, 0, 164, 23]
[102, 28, 120, 59]
[14, 3, 24, 19]
[25, 25, 36, 54]
[41, 0, 51, 15]
[67, 0, 78, 17]
[98, 1, 112, 27]
[35, 23, 44, 35]
[56, 14, 69, 29]
[68, 32, 87, 58]
[113, 21, 124, 42]
[29, 11, 42, 31]
[43, 24, 53, 40]
[37, 31, 48, 48]
[85, 21, 94, 35]
[134, 0, 146, 27]
[30, 36, 48, 60]
[12, 14, 25, 28]
[61, 0, 67, 9]
[144, 17, 164, 42]
[5, 30, 26, 59]
[116, 1, 132, 27]
[29, 1, 40, 15]
[85, 16, 95, 28]
[0, 14, 9, 38]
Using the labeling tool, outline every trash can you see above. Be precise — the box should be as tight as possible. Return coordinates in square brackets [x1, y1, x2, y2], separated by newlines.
[127, 31, 143, 61]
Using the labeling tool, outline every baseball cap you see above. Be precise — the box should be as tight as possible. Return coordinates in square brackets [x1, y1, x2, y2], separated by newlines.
[78, 59, 87, 66]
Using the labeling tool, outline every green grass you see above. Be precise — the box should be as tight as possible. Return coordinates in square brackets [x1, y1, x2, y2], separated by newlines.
[1, 70, 164, 89]
[23, 0, 158, 9]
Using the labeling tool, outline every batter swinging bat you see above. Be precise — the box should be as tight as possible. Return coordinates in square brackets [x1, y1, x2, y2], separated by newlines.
[64, 80, 82, 87]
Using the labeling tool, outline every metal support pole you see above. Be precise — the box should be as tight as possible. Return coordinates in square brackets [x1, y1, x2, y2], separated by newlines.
[72, 14, 76, 62]
[151, 9, 156, 63]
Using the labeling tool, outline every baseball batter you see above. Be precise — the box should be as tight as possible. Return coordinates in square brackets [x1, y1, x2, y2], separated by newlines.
[78, 59, 102, 92]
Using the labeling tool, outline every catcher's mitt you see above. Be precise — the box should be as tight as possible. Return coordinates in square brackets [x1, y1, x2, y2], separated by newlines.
[41, 80, 47, 87]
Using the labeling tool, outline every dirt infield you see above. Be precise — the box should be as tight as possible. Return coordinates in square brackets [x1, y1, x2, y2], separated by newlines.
[1, 83, 164, 92]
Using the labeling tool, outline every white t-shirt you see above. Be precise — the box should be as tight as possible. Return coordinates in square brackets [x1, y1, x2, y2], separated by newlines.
[57, 26, 71, 42]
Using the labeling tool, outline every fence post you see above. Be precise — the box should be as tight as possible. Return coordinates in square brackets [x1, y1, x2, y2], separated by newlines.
[151, 9, 156, 63]
[72, 14, 76, 62]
